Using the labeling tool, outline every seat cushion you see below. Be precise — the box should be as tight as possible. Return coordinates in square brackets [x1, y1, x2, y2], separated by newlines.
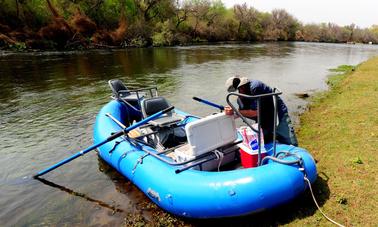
[149, 115, 182, 127]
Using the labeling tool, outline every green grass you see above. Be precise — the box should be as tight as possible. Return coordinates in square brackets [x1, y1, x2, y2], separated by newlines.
[328, 64, 356, 73]
[294, 57, 378, 226]
[327, 65, 356, 88]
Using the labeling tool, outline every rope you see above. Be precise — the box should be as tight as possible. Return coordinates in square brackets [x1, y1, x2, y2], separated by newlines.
[261, 155, 302, 166]
[263, 150, 345, 227]
[304, 177, 345, 227]
[212, 150, 224, 172]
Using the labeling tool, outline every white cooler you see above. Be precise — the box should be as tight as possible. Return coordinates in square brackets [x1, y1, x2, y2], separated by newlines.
[173, 113, 238, 171]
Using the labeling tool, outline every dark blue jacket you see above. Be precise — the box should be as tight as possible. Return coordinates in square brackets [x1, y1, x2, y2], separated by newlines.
[237, 80, 288, 141]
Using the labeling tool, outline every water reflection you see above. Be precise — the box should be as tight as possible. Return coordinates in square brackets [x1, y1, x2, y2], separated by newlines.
[0, 42, 377, 225]
[0, 44, 297, 103]
[0, 48, 183, 102]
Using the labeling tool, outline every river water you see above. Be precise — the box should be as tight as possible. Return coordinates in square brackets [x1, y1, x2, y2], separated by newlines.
[0, 42, 377, 225]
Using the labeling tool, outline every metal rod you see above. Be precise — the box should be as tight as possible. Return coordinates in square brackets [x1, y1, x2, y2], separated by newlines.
[132, 139, 241, 167]
[106, 113, 181, 156]
[175, 144, 239, 173]
[128, 86, 158, 93]
[139, 144, 185, 161]
[136, 91, 141, 109]
[106, 113, 126, 128]
[226, 93, 259, 133]
[272, 92, 278, 156]
[257, 97, 262, 166]
[125, 86, 158, 109]
[233, 89, 282, 99]
[119, 99, 141, 113]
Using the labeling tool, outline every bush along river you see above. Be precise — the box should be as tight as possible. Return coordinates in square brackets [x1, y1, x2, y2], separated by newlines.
[0, 42, 378, 225]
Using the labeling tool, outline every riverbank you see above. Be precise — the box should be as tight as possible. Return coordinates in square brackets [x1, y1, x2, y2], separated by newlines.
[294, 57, 378, 226]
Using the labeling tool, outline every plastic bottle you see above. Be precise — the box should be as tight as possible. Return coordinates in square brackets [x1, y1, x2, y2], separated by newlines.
[249, 138, 259, 151]
[249, 137, 266, 153]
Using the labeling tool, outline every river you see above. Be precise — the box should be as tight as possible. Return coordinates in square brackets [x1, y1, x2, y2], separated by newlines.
[1, 42, 377, 225]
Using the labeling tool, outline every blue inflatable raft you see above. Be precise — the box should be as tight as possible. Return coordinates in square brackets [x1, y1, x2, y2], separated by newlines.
[93, 80, 317, 218]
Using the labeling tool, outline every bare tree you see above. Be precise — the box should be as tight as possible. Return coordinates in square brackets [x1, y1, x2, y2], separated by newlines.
[270, 9, 299, 40]
[233, 3, 260, 40]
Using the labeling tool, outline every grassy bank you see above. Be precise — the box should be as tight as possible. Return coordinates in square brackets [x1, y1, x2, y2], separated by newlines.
[294, 57, 378, 226]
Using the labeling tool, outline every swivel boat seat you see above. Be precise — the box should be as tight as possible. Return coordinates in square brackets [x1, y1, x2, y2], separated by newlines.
[141, 96, 185, 149]
[141, 97, 182, 127]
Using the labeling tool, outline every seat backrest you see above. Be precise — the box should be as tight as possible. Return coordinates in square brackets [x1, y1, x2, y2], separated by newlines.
[141, 96, 171, 118]
[108, 79, 130, 99]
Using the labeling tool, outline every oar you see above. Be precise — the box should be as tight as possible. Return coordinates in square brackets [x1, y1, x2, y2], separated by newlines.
[192, 96, 224, 111]
[34, 106, 174, 178]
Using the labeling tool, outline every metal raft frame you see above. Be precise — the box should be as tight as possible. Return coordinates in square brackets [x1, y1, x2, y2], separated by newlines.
[108, 84, 283, 173]
[107, 110, 242, 174]
[226, 88, 282, 166]
[130, 139, 242, 174]
[111, 86, 158, 109]
[107, 87, 244, 174]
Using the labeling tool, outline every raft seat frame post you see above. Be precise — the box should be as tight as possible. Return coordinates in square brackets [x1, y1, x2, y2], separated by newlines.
[119, 86, 159, 119]
[226, 88, 282, 165]
[272, 88, 278, 157]
[132, 86, 159, 115]
[257, 97, 262, 165]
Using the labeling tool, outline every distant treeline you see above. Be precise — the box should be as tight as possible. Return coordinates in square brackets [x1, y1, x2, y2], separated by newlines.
[1, 0, 378, 50]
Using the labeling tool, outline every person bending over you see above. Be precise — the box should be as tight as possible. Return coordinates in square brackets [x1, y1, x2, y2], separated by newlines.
[225, 76, 298, 146]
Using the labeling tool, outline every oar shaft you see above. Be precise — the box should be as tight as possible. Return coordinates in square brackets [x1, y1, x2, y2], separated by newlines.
[35, 144, 100, 177]
[193, 96, 224, 110]
[34, 106, 174, 178]
[35, 131, 123, 177]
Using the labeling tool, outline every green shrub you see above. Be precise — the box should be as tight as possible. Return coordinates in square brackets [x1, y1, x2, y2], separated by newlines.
[152, 21, 174, 46]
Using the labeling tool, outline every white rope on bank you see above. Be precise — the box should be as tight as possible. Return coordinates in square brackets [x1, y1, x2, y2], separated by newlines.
[304, 176, 345, 227]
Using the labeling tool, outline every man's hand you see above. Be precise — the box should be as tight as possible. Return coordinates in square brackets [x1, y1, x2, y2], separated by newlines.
[239, 109, 258, 118]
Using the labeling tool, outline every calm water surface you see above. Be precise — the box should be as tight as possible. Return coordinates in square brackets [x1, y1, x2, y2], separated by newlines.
[1, 42, 377, 225]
